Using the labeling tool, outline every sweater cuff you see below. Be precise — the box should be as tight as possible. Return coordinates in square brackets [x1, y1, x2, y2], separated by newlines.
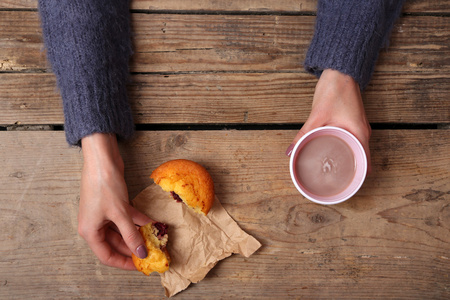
[304, 0, 404, 90]
[63, 86, 135, 147]
[38, 0, 134, 146]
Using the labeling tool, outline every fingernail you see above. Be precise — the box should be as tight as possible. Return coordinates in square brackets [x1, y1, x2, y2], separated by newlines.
[285, 143, 295, 157]
[136, 245, 148, 259]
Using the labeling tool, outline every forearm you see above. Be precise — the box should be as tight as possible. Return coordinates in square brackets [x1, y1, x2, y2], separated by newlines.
[38, 0, 134, 146]
[304, 0, 405, 90]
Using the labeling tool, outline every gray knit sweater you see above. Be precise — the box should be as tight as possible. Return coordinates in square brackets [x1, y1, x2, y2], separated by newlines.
[38, 0, 404, 146]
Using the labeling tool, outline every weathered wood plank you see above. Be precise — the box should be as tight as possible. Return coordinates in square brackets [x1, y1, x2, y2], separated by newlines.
[376, 15, 450, 73]
[0, 130, 449, 299]
[0, 73, 63, 125]
[1, 12, 448, 74]
[135, 0, 450, 14]
[0, 0, 448, 14]
[1, 72, 448, 125]
[132, 14, 450, 74]
[0, 11, 47, 72]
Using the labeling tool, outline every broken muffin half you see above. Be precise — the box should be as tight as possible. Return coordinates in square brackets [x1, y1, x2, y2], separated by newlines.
[132, 222, 170, 275]
[150, 159, 215, 215]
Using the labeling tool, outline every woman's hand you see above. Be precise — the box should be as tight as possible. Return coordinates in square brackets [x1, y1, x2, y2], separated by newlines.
[78, 133, 153, 270]
[286, 69, 372, 174]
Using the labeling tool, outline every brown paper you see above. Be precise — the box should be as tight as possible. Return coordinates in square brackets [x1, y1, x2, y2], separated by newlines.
[132, 184, 261, 297]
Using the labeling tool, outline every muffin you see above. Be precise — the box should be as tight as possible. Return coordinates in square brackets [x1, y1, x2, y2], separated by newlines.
[132, 222, 170, 275]
[150, 159, 215, 215]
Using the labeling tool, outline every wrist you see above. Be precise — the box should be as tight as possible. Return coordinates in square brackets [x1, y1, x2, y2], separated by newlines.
[321, 69, 357, 84]
[313, 69, 363, 108]
[81, 133, 123, 170]
[319, 69, 359, 94]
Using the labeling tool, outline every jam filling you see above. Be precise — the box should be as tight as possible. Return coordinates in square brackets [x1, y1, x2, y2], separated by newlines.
[153, 222, 168, 239]
[170, 191, 183, 203]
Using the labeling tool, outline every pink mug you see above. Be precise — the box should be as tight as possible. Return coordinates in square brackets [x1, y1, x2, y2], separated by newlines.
[289, 126, 367, 205]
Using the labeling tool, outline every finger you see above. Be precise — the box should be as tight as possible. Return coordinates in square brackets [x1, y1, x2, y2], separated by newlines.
[129, 205, 154, 226]
[109, 222, 121, 234]
[343, 125, 372, 176]
[353, 135, 371, 176]
[115, 212, 148, 259]
[364, 122, 373, 175]
[85, 230, 136, 270]
[358, 135, 372, 176]
[105, 227, 133, 257]
[285, 120, 318, 157]
[366, 148, 372, 175]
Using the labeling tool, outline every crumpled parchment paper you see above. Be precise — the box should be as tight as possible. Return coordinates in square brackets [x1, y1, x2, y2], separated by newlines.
[132, 184, 261, 297]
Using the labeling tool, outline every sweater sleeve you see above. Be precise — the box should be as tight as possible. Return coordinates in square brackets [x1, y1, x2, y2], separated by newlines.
[304, 0, 405, 90]
[38, 0, 134, 146]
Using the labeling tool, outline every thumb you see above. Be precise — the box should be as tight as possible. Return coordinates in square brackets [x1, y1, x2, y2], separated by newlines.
[115, 212, 148, 259]
[285, 121, 316, 157]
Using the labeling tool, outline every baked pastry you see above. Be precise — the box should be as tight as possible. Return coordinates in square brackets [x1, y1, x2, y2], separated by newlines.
[132, 222, 170, 275]
[150, 159, 215, 215]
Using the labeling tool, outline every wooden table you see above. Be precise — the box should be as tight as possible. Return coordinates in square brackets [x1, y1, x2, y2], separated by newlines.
[1, 1, 449, 299]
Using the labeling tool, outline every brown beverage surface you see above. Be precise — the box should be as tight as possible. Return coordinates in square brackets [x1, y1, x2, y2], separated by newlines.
[295, 135, 355, 197]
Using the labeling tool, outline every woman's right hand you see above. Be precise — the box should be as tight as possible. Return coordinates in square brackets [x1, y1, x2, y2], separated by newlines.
[78, 133, 153, 270]
[286, 69, 372, 174]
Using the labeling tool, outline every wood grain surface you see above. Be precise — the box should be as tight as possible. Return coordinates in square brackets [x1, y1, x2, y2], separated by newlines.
[0, 0, 449, 13]
[1, 72, 449, 126]
[1, 12, 448, 74]
[0, 130, 448, 299]
[1, 12, 448, 126]
[1, 0, 449, 299]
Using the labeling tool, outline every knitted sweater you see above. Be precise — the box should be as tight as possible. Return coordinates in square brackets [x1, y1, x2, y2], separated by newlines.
[38, 0, 404, 146]
[38, 0, 134, 146]
[305, 0, 405, 90]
